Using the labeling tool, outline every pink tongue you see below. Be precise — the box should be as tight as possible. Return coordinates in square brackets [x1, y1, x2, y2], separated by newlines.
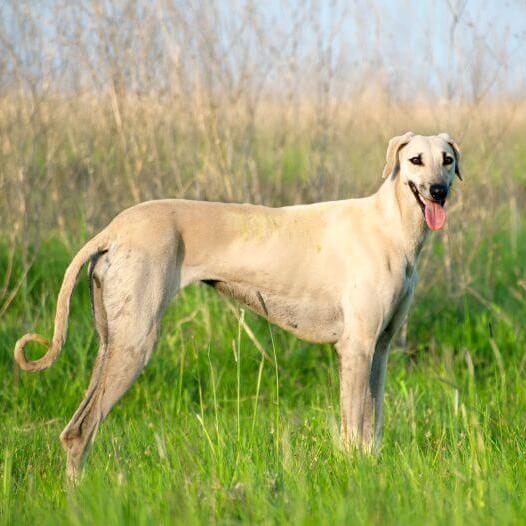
[424, 200, 447, 231]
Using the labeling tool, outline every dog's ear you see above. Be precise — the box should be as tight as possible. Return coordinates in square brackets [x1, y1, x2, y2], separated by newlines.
[439, 132, 463, 181]
[382, 132, 415, 179]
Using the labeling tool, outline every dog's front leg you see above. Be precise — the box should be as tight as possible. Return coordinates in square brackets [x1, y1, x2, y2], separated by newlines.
[370, 334, 390, 446]
[336, 334, 387, 451]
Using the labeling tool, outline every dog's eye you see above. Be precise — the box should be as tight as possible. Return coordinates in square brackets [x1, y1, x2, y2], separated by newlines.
[443, 154, 454, 166]
[409, 156, 423, 166]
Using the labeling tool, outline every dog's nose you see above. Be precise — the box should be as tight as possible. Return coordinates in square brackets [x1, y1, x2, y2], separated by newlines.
[430, 183, 448, 203]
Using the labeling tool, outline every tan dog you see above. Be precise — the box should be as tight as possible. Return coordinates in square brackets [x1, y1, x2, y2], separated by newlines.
[15, 132, 462, 480]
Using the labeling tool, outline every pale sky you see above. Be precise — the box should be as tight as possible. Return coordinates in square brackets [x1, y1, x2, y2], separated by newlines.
[1, 0, 525, 99]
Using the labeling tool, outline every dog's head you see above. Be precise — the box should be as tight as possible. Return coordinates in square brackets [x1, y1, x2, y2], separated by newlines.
[382, 132, 462, 231]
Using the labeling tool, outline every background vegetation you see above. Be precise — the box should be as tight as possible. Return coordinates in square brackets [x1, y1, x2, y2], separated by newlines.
[1, 1, 526, 524]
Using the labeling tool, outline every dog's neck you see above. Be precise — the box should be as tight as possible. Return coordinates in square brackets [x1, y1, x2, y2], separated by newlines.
[376, 174, 429, 266]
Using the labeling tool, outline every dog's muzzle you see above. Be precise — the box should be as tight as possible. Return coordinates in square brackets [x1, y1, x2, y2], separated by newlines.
[408, 181, 448, 231]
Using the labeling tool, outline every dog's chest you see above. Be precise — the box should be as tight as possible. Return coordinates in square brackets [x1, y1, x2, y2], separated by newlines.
[206, 280, 344, 344]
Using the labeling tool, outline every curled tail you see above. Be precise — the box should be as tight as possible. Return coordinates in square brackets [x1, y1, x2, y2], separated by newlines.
[14, 232, 109, 372]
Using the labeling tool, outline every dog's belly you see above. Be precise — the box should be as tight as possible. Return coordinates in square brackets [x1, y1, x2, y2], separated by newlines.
[204, 280, 343, 344]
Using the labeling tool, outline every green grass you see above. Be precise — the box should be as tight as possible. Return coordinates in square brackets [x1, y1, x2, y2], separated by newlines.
[1, 229, 526, 526]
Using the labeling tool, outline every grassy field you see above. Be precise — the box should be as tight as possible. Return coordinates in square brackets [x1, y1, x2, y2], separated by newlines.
[2, 1, 526, 523]
[1, 214, 526, 525]
[1, 94, 526, 525]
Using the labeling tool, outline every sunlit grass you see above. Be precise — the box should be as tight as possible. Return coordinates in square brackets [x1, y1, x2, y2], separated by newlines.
[1, 229, 526, 525]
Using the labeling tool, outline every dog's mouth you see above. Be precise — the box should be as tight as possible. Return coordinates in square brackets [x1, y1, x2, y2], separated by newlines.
[408, 181, 447, 231]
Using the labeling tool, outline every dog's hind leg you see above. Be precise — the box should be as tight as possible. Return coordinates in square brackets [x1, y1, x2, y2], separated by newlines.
[60, 249, 180, 481]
